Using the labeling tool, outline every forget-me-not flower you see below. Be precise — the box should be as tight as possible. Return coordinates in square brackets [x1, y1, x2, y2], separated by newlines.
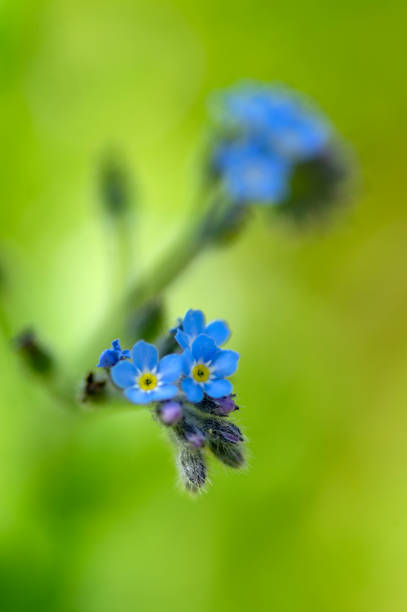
[97, 339, 130, 368]
[181, 334, 239, 403]
[175, 309, 230, 351]
[208, 82, 337, 209]
[215, 139, 292, 204]
[215, 82, 331, 162]
[111, 340, 182, 404]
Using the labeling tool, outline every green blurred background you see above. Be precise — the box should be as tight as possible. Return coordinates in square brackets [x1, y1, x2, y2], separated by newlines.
[1, 0, 407, 610]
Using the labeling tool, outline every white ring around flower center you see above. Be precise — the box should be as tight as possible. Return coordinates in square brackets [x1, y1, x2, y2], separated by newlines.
[136, 369, 161, 392]
[191, 360, 214, 385]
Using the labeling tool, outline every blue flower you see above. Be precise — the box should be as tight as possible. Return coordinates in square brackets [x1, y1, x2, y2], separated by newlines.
[214, 82, 331, 162]
[175, 309, 231, 351]
[111, 340, 182, 404]
[97, 339, 130, 368]
[181, 334, 239, 403]
[213, 137, 263, 168]
[214, 139, 292, 204]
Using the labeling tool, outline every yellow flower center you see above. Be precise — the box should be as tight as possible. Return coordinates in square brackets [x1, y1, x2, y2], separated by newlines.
[138, 372, 158, 391]
[192, 363, 210, 383]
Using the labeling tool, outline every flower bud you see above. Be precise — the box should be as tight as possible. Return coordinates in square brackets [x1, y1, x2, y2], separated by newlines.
[81, 371, 107, 403]
[203, 418, 243, 444]
[177, 445, 207, 492]
[158, 401, 183, 426]
[99, 155, 132, 217]
[184, 422, 206, 448]
[186, 431, 205, 448]
[208, 438, 245, 469]
[174, 416, 206, 448]
[197, 393, 238, 416]
[214, 395, 239, 415]
[14, 329, 54, 375]
[97, 339, 130, 369]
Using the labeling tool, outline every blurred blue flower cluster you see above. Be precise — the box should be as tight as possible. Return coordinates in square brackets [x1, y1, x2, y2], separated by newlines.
[97, 309, 243, 491]
[209, 82, 336, 207]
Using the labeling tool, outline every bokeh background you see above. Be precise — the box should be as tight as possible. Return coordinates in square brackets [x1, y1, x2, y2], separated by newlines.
[1, 0, 407, 610]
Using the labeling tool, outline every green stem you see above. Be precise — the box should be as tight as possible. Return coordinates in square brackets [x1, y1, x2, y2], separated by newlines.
[79, 219, 205, 369]
[80, 192, 234, 368]
[109, 214, 135, 298]
[128, 220, 205, 307]
[122, 190, 234, 310]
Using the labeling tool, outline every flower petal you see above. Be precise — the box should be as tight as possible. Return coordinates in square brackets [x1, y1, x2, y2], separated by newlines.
[175, 329, 190, 350]
[181, 349, 193, 375]
[191, 334, 218, 363]
[204, 379, 233, 398]
[97, 349, 119, 368]
[169, 317, 182, 334]
[111, 361, 137, 388]
[131, 340, 158, 372]
[211, 350, 240, 377]
[204, 320, 230, 346]
[182, 309, 205, 337]
[124, 387, 153, 404]
[181, 377, 204, 402]
[158, 354, 182, 382]
[150, 384, 178, 401]
[111, 339, 121, 352]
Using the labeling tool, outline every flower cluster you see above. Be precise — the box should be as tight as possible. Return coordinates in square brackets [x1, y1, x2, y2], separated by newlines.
[208, 81, 348, 218]
[6, 81, 353, 499]
[96, 309, 244, 491]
